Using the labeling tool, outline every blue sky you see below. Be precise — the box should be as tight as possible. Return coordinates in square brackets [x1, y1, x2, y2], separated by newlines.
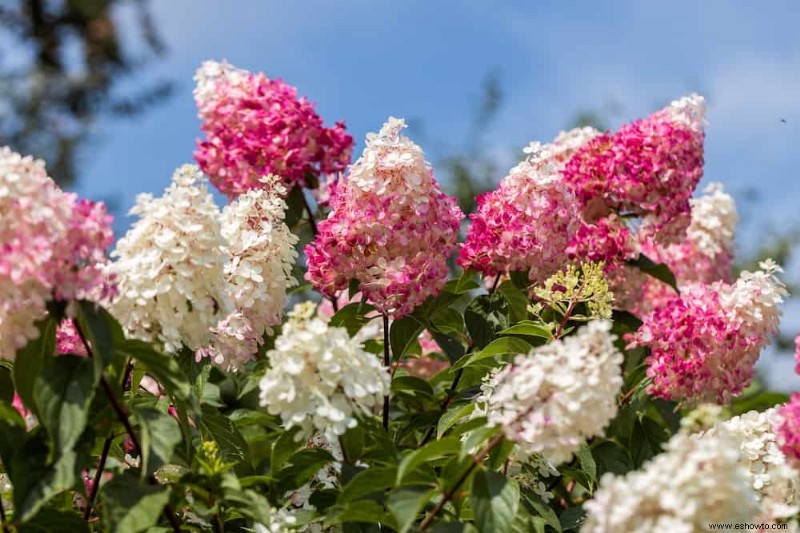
[75, 0, 800, 388]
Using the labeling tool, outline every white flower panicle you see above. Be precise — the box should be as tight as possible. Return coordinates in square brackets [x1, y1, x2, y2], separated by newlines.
[720, 259, 786, 340]
[199, 177, 299, 370]
[686, 182, 738, 258]
[258, 309, 390, 441]
[581, 431, 760, 533]
[662, 92, 707, 132]
[483, 320, 623, 466]
[193, 59, 249, 107]
[703, 409, 800, 521]
[107, 165, 230, 353]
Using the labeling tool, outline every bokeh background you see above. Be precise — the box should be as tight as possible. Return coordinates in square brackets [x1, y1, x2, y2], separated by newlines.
[2, 0, 799, 388]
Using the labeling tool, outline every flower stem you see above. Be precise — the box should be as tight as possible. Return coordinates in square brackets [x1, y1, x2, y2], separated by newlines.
[300, 188, 319, 236]
[419, 433, 505, 530]
[383, 314, 391, 432]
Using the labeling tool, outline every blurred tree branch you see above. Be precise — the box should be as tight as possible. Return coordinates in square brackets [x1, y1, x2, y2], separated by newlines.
[0, 0, 172, 186]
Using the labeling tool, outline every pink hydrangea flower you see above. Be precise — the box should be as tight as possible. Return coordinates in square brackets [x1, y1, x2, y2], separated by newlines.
[626, 261, 786, 404]
[56, 319, 88, 356]
[305, 117, 463, 318]
[776, 394, 800, 468]
[563, 94, 705, 246]
[459, 129, 596, 284]
[0, 147, 113, 360]
[194, 60, 353, 198]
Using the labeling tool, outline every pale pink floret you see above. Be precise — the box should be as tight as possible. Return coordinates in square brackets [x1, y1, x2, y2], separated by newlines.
[458, 129, 594, 284]
[0, 147, 113, 360]
[305, 117, 463, 318]
[194, 60, 353, 198]
[776, 394, 800, 468]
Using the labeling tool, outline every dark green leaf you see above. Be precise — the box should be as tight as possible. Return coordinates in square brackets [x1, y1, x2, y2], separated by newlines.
[452, 337, 531, 370]
[387, 486, 436, 533]
[14, 316, 56, 410]
[445, 270, 480, 294]
[464, 294, 510, 349]
[397, 437, 460, 484]
[11, 437, 77, 522]
[559, 506, 586, 531]
[499, 321, 552, 339]
[575, 443, 596, 489]
[496, 281, 528, 323]
[284, 185, 307, 229]
[271, 428, 304, 474]
[329, 302, 377, 337]
[199, 405, 248, 463]
[471, 469, 519, 533]
[118, 340, 190, 402]
[34, 355, 97, 452]
[338, 466, 397, 502]
[392, 376, 435, 399]
[18, 506, 91, 533]
[99, 472, 170, 533]
[75, 300, 118, 371]
[437, 403, 475, 439]
[391, 316, 425, 361]
[592, 440, 632, 477]
[134, 407, 181, 477]
[626, 254, 678, 293]
[629, 417, 668, 468]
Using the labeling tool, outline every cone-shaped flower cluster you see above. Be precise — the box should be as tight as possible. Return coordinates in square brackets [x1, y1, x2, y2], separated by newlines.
[0, 147, 113, 359]
[258, 304, 390, 441]
[704, 409, 800, 520]
[107, 166, 297, 369]
[305, 117, 463, 318]
[582, 431, 759, 532]
[776, 394, 800, 470]
[564, 94, 705, 246]
[482, 321, 623, 466]
[459, 128, 595, 283]
[627, 260, 786, 404]
[194, 60, 353, 198]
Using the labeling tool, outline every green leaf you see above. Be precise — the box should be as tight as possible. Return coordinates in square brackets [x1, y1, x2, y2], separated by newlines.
[338, 466, 397, 502]
[284, 185, 307, 229]
[626, 254, 678, 292]
[340, 426, 365, 463]
[327, 500, 396, 527]
[471, 470, 519, 533]
[521, 492, 562, 533]
[17, 506, 91, 533]
[14, 316, 56, 410]
[0, 400, 25, 466]
[445, 270, 480, 294]
[397, 437, 460, 484]
[271, 428, 303, 474]
[392, 376, 435, 399]
[0, 365, 13, 404]
[575, 443, 596, 489]
[452, 337, 532, 370]
[592, 440, 632, 477]
[199, 405, 248, 463]
[496, 281, 529, 323]
[629, 417, 668, 468]
[118, 340, 190, 402]
[559, 506, 586, 531]
[437, 403, 476, 439]
[99, 472, 170, 533]
[499, 321, 552, 339]
[387, 486, 436, 533]
[464, 294, 510, 349]
[730, 389, 790, 415]
[75, 300, 118, 371]
[391, 316, 425, 361]
[11, 437, 77, 522]
[34, 355, 97, 453]
[134, 407, 181, 477]
[329, 302, 377, 337]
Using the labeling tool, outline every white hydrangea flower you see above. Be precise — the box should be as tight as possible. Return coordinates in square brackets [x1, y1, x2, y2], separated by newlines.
[720, 259, 786, 340]
[259, 308, 390, 441]
[199, 177, 299, 370]
[686, 182, 738, 258]
[107, 165, 230, 353]
[581, 431, 760, 533]
[193, 59, 249, 107]
[662, 93, 706, 132]
[483, 320, 623, 466]
[703, 409, 800, 521]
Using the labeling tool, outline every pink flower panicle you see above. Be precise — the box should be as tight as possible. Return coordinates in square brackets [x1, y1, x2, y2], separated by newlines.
[0, 147, 113, 360]
[776, 394, 800, 468]
[194, 60, 353, 198]
[627, 261, 786, 405]
[305, 117, 463, 318]
[459, 128, 597, 283]
[563, 94, 705, 246]
[56, 319, 88, 356]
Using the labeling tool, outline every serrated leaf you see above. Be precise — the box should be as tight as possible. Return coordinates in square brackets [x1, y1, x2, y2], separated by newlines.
[397, 437, 460, 484]
[387, 486, 436, 533]
[452, 337, 532, 370]
[34, 355, 97, 453]
[626, 254, 678, 292]
[118, 340, 190, 402]
[338, 466, 397, 502]
[471, 470, 519, 533]
[14, 316, 56, 410]
[99, 473, 170, 533]
[199, 405, 248, 463]
[329, 302, 377, 337]
[134, 407, 181, 477]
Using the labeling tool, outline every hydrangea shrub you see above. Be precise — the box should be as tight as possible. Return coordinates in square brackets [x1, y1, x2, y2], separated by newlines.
[0, 65, 798, 533]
